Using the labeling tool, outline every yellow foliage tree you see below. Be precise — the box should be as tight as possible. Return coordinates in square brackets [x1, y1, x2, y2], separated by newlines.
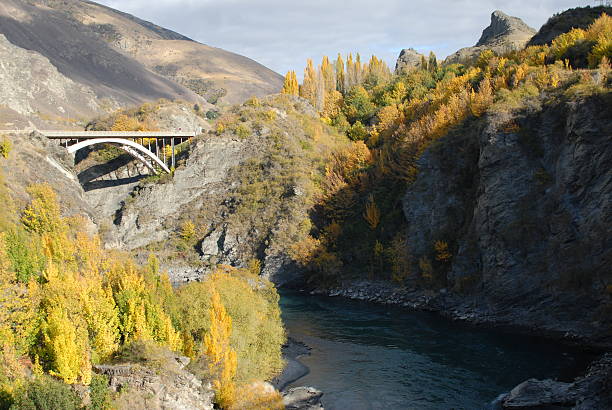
[21, 184, 66, 235]
[179, 220, 197, 243]
[281, 71, 299, 96]
[321, 55, 336, 92]
[434, 240, 452, 262]
[300, 59, 318, 107]
[363, 195, 381, 230]
[43, 305, 91, 384]
[321, 90, 343, 120]
[204, 290, 237, 408]
[111, 114, 143, 131]
[550, 28, 586, 59]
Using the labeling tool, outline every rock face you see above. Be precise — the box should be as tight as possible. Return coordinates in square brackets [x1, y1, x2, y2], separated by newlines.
[103, 96, 320, 286]
[499, 354, 612, 409]
[395, 48, 425, 74]
[402, 92, 612, 346]
[94, 355, 214, 410]
[445, 11, 536, 64]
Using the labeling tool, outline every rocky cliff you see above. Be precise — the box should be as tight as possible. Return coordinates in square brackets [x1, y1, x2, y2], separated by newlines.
[445, 10, 536, 64]
[401, 89, 611, 347]
[96, 95, 341, 285]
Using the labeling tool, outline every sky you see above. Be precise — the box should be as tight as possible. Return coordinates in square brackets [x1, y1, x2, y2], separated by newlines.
[95, 0, 600, 75]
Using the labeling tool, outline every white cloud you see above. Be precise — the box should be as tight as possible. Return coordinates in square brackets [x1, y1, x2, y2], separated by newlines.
[95, 0, 597, 75]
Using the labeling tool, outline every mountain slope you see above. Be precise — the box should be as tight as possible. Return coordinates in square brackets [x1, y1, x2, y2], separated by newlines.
[0, 0, 283, 129]
[0, 34, 101, 129]
[47, 0, 284, 105]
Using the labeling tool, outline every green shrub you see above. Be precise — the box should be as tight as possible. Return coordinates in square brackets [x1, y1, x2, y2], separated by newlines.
[4, 228, 46, 282]
[177, 266, 286, 384]
[206, 110, 220, 120]
[10, 376, 81, 410]
[0, 138, 11, 159]
[348, 121, 368, 141]
[234, 124, 251, 139]
[89, 374, 112, 410]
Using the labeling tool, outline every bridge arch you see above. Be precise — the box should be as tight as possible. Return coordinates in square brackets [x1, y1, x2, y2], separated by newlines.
[67, 138, 171, 174]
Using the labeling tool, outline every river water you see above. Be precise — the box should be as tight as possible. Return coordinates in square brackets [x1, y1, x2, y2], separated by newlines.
[280, 290, 590, 410]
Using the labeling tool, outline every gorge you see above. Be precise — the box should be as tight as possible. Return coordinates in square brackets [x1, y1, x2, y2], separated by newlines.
[0, 1, 611, 409]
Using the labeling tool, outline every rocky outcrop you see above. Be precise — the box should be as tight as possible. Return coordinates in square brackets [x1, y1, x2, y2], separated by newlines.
[445, 11, 536, 64]
[528, 6, 612, 46]
[401, 91, 612, 347]
[395, 48, 425, 74]
[498, 354, 612, 409]
[102, 96, 321, 285]
[94, 355, 214, 410]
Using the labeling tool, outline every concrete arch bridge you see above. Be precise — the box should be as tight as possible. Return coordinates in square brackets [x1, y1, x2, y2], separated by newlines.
[43, 131, 197, 174]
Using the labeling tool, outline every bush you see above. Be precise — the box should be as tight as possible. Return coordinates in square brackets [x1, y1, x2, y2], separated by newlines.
[348, 121, 368, 141]
[234, 124, 251, 139]
[89, 374, 112, 410]
[0, 138, 11, 159]
[178, 266, 285, 384]
[10, 376, 81, 410]
[206, 110, 220, 120]
[3, 227, 45, 283]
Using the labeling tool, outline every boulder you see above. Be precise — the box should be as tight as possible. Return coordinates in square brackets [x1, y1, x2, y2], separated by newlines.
[502, 379, 576, 408]
[282, 387, 324, 410]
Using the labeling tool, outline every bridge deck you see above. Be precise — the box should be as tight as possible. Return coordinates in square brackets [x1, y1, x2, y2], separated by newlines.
[43, 131, 196, 139]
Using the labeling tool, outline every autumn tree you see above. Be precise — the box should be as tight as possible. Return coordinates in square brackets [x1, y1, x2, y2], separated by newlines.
[281, 70, 299, 96]
[300, 59, 318, 107]
[335, 53, 346, 94]
[204, 290, 237, 408]
[363, 195, 381, 229]
[321, 56, 336, 92]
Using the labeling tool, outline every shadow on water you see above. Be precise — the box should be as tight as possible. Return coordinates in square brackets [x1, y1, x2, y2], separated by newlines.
[280, 290, 594, 410]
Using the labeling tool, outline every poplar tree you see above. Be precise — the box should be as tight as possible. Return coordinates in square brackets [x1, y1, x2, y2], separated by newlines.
[346, 53, 356, 89]
[428, 51, 438, 72]
[299, 59, 318, 106]
[281, 70, 299, 96]
[321, 56, 336, 92]
[204, 290, 237, 408]
[335, 53, 345, 94]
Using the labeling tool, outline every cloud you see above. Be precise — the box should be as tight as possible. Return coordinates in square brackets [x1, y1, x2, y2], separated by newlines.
[95, 0, 595, 75]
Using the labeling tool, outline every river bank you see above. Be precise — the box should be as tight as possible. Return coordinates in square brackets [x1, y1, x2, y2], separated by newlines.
[311, 279, 612, 351]
[298, 281, 611, 409]
[272, 337, 324, 410]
